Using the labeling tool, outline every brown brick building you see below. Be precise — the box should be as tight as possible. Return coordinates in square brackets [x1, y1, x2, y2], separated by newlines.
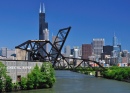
[82, 44, 92, 59]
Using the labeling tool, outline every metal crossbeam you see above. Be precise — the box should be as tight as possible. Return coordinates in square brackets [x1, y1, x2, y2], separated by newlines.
[15, 27, 72, 68]
[55, 57, 105, 70]
[15, 26, 105, 70]
[49, 27, 71, 67]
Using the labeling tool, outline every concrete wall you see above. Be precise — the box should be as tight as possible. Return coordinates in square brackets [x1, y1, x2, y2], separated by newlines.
[1, 61, 43, 83]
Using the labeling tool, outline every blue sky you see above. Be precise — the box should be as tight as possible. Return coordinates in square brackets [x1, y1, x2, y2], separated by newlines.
[0, 0, 130, 51]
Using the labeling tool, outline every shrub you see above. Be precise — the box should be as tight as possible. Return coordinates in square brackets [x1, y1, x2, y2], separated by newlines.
[102, 66, 130, 81]
[20, 77, 27, 90]
[4, 75, 13, 92]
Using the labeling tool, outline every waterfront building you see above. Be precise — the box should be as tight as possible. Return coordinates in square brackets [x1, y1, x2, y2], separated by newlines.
[1, 60, 43, 83]
[92, 38, 105, 56]
[82, 44, 92, 59]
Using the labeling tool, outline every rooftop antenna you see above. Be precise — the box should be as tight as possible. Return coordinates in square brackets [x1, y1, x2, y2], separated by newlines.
[43, 3, 45, 13]
[39, 3, 42, 13]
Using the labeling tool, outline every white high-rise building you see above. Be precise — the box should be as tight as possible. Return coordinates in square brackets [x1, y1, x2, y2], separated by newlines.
[73, 47, 79, 58]
[78, 46, 82, 57]
[92, 38, 105, 56]
[64, 46, 71, 57]
[43, 28, 49, 53]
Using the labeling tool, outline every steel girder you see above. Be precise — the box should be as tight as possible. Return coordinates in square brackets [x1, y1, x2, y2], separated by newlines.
[57, 57, 105, 70]
[15, 27, 72, 68]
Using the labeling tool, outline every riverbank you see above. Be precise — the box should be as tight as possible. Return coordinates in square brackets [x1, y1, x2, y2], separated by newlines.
[71, 67, 100, 76]
[72, 66, 130, 83]
[102, 66, 130, 82]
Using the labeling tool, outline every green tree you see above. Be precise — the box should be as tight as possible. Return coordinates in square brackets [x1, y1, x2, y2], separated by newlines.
[0, 62, 13, 92]
[0, 78, 3, 92]
[20, 77, 27, 90]
[25, 62, 56, 89]
[0, 62, 7, 92]
[27, 72, 34, 89]
[41, 62, 56, 88]
[4, 75, 13, 92]
[27, 64, 43, 89]
[31, 64, 41, 88]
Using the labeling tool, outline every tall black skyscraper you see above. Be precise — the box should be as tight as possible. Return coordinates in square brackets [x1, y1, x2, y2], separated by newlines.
[39, 3, 48, 40]
[39, 3, 49, 57]
[103, 45, 113, 55]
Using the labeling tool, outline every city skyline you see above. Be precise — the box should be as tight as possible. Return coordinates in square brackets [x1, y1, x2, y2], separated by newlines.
[0, 0, 130, 51]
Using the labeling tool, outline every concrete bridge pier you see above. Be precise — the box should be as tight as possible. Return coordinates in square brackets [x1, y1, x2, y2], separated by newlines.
[95, 71, 102, 77]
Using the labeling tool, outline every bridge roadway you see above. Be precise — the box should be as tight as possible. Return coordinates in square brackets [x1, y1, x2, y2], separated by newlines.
[11, 70, 130, 93]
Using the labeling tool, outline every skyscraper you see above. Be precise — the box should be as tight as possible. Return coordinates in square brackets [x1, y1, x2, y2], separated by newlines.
[113, 34, 117, 46]
[103, 45, 113, 55]
[112, 34, 121, 58]
[39, 3, 48, 39]
[82, 44, 92, 59]
[39, 3, 49, 56]
[92, 38, 105, 55]
[73, 47, 79, 58]
[64, 46, 71, 57]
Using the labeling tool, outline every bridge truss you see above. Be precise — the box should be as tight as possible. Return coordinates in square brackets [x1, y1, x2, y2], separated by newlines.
[15, 26, 104, 70]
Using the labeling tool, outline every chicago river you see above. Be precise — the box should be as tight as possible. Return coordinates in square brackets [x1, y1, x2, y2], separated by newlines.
[12, 70, 130, 93]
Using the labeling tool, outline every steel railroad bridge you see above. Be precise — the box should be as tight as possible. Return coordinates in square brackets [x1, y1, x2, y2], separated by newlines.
[15, 27, 105, 71]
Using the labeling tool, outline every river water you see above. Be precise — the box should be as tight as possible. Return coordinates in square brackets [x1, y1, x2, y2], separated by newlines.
[12, 70, 130, 93]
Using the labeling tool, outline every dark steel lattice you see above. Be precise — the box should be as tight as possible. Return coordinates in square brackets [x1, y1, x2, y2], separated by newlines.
[15, 26, 104, 70]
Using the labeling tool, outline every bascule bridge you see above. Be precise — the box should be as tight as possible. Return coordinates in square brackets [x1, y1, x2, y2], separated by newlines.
[15, 3, 105, 71]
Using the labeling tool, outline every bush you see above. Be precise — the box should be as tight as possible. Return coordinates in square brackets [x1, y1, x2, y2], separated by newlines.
[25, 62, 56, 89]
[102, 66, 130, 81]
[4, 75, 13, 92]
[20, 77, 27, 90]
[0, 62, 56, 92]
[0, 62, 13, 92]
